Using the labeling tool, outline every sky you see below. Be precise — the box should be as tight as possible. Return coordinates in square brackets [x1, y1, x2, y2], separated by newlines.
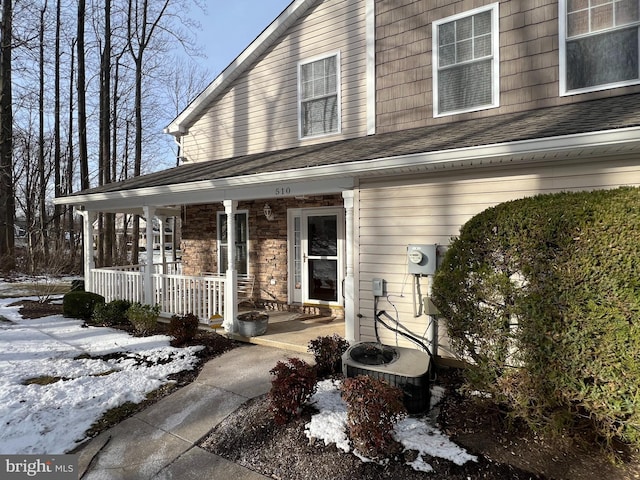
[192, 1, 293, 77]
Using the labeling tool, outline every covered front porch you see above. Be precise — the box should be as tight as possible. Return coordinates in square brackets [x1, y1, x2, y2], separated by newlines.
[65, 173, 357, 345]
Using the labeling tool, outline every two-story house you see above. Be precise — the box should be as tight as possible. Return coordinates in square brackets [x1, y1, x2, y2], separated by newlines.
[55, 0, 640, 360]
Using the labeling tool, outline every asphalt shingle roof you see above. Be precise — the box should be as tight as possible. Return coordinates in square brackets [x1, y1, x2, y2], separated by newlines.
[71, 93, 640, 197]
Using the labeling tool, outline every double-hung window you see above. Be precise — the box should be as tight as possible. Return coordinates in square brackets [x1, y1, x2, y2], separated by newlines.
[217, 212, 248, 275]
[560, 0, 640, 95]
[299, 53, 340, 138]
[433, 4, 500, 117]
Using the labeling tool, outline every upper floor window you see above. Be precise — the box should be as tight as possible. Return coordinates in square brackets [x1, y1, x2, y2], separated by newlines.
[433, 4, 500, 117]
[560, 0, 640, 95]
[299, 53, 341, 138]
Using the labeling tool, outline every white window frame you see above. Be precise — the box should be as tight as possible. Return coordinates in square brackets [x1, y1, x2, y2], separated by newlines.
[432, 3, 500, 118]
[559, 0, 640, 96]
[216, 210, 249, 275]
[298, 51, 342, 139]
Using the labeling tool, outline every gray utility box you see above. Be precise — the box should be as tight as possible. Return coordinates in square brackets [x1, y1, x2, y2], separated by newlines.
[407, 244, 437, 275]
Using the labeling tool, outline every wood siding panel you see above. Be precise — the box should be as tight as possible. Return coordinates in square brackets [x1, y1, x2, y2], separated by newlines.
[376, 0, 640, 134]
[182, 0, 368, 163]
[354, 157, 640, 355]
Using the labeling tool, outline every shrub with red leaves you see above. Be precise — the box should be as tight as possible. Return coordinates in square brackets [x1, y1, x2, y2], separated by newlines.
[268, 357, 317, 425]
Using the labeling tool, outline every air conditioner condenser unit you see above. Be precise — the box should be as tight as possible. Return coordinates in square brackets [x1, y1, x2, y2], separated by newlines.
[342, 342, 432, 414]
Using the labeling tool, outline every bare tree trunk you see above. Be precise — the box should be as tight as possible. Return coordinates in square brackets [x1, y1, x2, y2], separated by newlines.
[0, 0, 15, 268]
[53, 0, 62, 248]
[38, 1, 49, 267]
[102, 0, 113, 266]
[127, 0, 171, 267]
[77, 0, 89, 191]
[66, 38, 76, 261]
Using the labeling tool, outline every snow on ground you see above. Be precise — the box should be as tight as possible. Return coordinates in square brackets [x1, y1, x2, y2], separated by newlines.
[0, 296, 202, 455]
[305, 379, 477, 473]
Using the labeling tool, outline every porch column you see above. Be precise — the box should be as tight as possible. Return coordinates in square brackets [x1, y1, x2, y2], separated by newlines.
[77, 209, 97, 292]
[222, 200, 238, 333]
[143, 206, 156, 305]
[342, 190, 356, 343]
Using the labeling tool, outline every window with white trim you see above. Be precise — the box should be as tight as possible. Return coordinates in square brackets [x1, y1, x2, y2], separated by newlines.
[217, 211, 248, 275]
[560, 0, 640, 95]
[299, 53, 340, 138]
[433, 4, 500, 116]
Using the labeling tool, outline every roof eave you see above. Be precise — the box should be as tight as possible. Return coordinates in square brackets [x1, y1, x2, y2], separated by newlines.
[54, 126, 640, 212]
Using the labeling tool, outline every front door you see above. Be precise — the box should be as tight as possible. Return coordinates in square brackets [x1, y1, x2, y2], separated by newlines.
[301, 208, 343, 304]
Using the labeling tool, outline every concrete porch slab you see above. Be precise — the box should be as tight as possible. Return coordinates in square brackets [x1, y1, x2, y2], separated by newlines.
[226, 313, 345, 353]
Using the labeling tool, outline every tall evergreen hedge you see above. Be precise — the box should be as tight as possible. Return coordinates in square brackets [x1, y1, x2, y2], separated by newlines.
[431, 187, 640, 448]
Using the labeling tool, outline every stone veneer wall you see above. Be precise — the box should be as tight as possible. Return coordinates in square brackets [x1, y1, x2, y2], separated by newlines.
[181, 194, 343, 310]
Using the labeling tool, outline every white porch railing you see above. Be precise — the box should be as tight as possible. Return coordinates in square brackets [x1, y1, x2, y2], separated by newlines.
[91, 263, 225, 322]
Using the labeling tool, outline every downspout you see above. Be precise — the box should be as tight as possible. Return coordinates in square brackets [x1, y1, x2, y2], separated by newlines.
[342, 191, 356, 342]
[222, 200, 238, 333]
[143, 206, 155, 305]
[76, 209, 96, 292]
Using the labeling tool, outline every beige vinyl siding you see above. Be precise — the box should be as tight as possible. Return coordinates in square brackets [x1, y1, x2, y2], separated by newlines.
[354, 156, 640, 357]
[376, 0, 640, 134]
[182, 0, 368, 163]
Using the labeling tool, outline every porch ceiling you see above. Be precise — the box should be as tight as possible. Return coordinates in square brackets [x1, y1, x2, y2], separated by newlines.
[54, 93, 640, 214]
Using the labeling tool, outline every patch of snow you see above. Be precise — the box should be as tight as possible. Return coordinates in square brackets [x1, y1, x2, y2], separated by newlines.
[0, 296, 202, 454]
[305, 379, 477, 473]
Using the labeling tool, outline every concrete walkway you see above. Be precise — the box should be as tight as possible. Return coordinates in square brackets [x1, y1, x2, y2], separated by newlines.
[76, 344, 313, 479]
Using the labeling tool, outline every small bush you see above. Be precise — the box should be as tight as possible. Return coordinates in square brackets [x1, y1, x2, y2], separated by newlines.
[268, 357, 317, 425]
[91, 299, 132, 326]
[63, 291, 105, 320]
[126, 303, 160, 335]
[341, 375, 407, 459]
[308, 334, 349, 377]
[169, 313, 200, 345]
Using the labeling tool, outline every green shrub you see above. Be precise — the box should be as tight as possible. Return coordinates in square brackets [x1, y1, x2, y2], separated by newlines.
[340, 375, 406, 459]
[431, 186, 640, 449]
[70, 279, 85, 292]
[63, 291, 105, 320]
[268, 357, 317, 425]
[125, 303, 160, 335]
[90, 299, 132, 326]
[308, 334, 349, 377]
[169, 313, 200, 345]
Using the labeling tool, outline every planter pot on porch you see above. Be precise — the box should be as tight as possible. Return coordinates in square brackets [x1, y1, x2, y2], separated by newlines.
[237, 311, 269, 337]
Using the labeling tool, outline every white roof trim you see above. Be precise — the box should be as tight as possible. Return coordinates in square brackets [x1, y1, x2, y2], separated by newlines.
[54, 126, 640, 213]
[164, 0, 317, 136]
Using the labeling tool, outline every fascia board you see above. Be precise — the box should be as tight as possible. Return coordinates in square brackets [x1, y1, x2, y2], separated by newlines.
[165, 0, 317, 135]
[54, 126, 640, 210]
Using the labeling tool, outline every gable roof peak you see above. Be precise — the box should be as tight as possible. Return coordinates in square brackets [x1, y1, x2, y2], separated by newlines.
[165, 0, 318, 136]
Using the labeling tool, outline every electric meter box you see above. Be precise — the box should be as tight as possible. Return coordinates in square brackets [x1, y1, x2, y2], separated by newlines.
[407, 244, 437, 275]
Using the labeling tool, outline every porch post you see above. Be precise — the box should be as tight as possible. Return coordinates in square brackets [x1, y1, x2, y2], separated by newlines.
[342, 190, 356, 343]
[222, 200, 238, 333]
[143, 206, 156, 305]
[77, 209, 97, 292]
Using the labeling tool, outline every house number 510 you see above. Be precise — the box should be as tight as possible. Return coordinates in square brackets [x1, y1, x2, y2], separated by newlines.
[275, 186, 292, 196]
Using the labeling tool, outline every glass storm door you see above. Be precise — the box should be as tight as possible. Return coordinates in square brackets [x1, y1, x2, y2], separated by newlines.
[302, 209, 342, 304]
